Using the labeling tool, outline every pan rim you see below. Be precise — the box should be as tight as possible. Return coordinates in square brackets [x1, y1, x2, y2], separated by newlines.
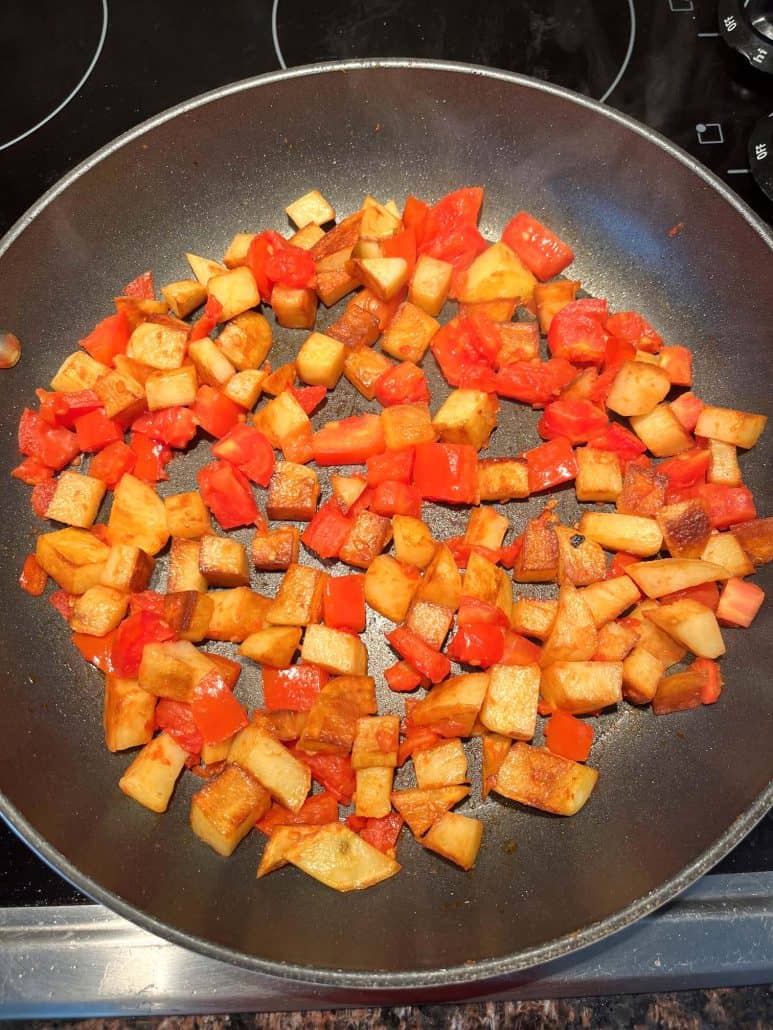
[0, 57, 771, 991]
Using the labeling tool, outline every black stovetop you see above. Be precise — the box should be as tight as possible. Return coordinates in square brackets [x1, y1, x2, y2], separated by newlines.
[1, 0, 771, 908]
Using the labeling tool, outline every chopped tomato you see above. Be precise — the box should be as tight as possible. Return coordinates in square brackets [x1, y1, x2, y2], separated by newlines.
[263, 664, 329, 712]
[496, 358, 576, 407]
[397, 724, 442, 765]
[247, 230, 315, 303]
[660, 346, 692, 386]
[375, 361, 430, 407]
[31, 479, 57, 517]
[71, 629, 116, 672]
[402, 195, 430, 245]
[537, 398, 608, 444]
[604, 311, 663, 354]
[657, 448, 710, 490]
[257, 791, 338, 835]
[547, 299, 609, 366]
[501, 631, 542, 666]
[413, 442, 478, 505]
[670, 392, 705, 432]
[74, 409, 123, 452]
[132, 407, 198, 449]
[385, 660, 424, 693]
[715, 576, 765, 627]
[49, 589, 75, 621]
[121, 270, 154, 300]
[212, 424, 275, 486]
[190, 672, 248, 745]
[291, 748, 356, 804]
[660, 581, 720, 610]
[11, 456, 54, 485]
[19, 554, 47, 596]
[189, 295, 223, 342]
[608, 551, 640, 577]
[431, 317, 499, 392]
[301, 500, 353, 559]
[129, 433, 172, 482]
[695, 483, 756, 529]
[129, 590, 166, 616]
[545, 710, 594, 761]
[370, 480, 422, 518]
[691, 657, 723, 705]
[197, 460, 258, 530]
[18, 408, 80, 471]
[380, 226, 417, 276]
[366, 448, 414, 487]
[523, 436, 578, 493]
[88, 440, 136, 487]
[457, 597, 510, 629]
[387, 626, 451, 684]
[80, 311, 131, 365]
[193, 385, 242, 439]
[421, 187, 484, 242]
[358, 811, 404, 853]
[323, 574, 366, 633]
[447, 623, 505, 668]
[313, 414, 385, 465]
[36, 388, 102, 429]
[112, 611, 175, 678]
[289, 384, 327, 415]
[501, 212, 574, 280]
[155, 699, 202, 755]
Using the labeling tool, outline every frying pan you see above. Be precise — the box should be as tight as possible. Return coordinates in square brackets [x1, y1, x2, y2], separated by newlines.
[0, 61, 772, 993]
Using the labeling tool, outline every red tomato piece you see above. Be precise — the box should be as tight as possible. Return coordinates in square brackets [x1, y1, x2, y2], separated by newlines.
[128, 590, 166, 617]
[323, 574, 366, 633]
[74, 409, 123, 452]
[359, 812, 404, 853]
[457, 598, 510, 629]
[88, 440, 136, 487]
[691, 657, 723, 705]
[501, 211, 574, 281]
[369, 481, 422, 518]
[716, 576, 765, 627]
[19, 554, 47, 596]
[604, 311, 663, 354]
[197, 460, 259, 530]
[422, 187, 484, 241]
[36, 388, 102, 429]
[190, 672, 248, 746]
[289, 384, 327, 416]
[397, 724, 442, 765]
[545, 710, 594, 762]
[71, 629, 116, 672]
[301, 500, 353, 559]
[11, 456, 54, 485]
[112, 611, 175, 678]
[386, 626, 451, 684]
[155, 699, 202, 755]
[431, 318, 498, 392]
[262, 664, 329, 712]
[290, 748, 356, 804]
[18, 409, 80, 471]
[660, 346, 692, 386]
[80, 311, 131, 365]
[447, 623, 505, 668]
[402, 195, 429, 245]
[380, 226, 417, 276]
[132, 407, 198, 450]
[537, 398, 608, 444]
[523, 437, 578, 493]
[189, 295, 223, 342]
[212, 424, 275, 486]
[384, 660, 424, 693]
[547, 300, 608, 366]
[31, 479, 57, 517]
[496, 358, 576, 407]
[657, 448, 710, 490]
[589, 422, 647, 463]
[413, 442, 479, 505]
[366, 448, 414, 487]
[49, 589, 75, 622]
[501, 632, 542, 666]
[257, 791, 338, 835]
[670, 392, 705, 432]
[129, 433, 172, 483]
[193, 385, 242, 439]
[312, 414, 385, 465]
[374, 361, 430, 407]
[121, 270, 155, 299]
[660, 581, 720, 610]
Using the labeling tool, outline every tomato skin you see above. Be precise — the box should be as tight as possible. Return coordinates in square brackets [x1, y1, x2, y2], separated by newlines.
[192, 385, 242, 439]
[301, 500, 353, 559]
[290, 748, 356, 804]
[19, 554, 48, 596]
[80, 311, 130, 365]
[695, 483, 756, 529]
[537, 398, 608, 444]
[366, 448, 414, 487]
[12, 456, 54, 485]
[501, 212, 574, 280]
[88, 441, 136, 487]
[190, 672, 248, 745]
[447, 623, 506, 668]
[289, 385, 327, 416]
[496, 359, 576, 407]
[501, 632, 542, 666]
[413, 442, 479, 505]
[375, 362, 430, 407]
[605, 311, 663, 354]
[660, 345, 692, 386]
[247, 230, 315, 303]
[155, 699, 202, 755]
[421, 187, 484, 242]
[31, 479, 57, 517]
[523, 437, 578, 493]
[380, 227, 417, 276]
[197, 460, 259, 530]
[370, 481, 422, 518]
[691, 658, 723, 704]
[588, 422, 646, 463]
[111, 611, 176, 678]
[387, 626, 451, 684]
[312, 414, 385, 466]
[132, 407, 198, 450]
[74, 409, 123, 452]
[263, 664, 329, 711]
[547, 300, 608, 366]
[657, 448, 710, 489]
[358, 811, 404, 853]
[545, 710, 594, 762]
[385, 660, 424, 693]
[402, 195, 430, 245]
[36, 389, 102, 428]
[71, 629, 116, 671]
[212, 424, 275, 486]
[431, 317, 499, 392]
[189, 295, 223, 342]
[18, 409, 80, 471]
[129, 433, 172, 482]
[323, 574, 366, 633]
[121, 270, 155, 299]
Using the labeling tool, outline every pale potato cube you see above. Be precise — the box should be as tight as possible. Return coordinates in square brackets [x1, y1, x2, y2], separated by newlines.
[70, 584, 129, 636]
[266, 563, 325, 626]
[207, 587, 271, 641]
[239, 626, 302, 667]
[464, 507, 509, 551]
[257, 824, 321, 878]
[351, 715, 400, 769]
[575, 447, 623, 503]
[381, 302, 440, 364]
[257, 393, 311, 453]
[493, 741, 599, 815]
[422, 812, 483, 870]
[285, 822, 400, 891]
[145, 365, 198, 410]
[290, 224, 326, 249]
[391, 785, 470, 838]
[104, 674, 156, 752]
[405, 599, 454, 650]
[228, 726, 311, 812]
[462, 550, 500, 606]
[127, 322, 188, 370]
[540, 584, 597, 665]
[409, 673, 490, 737]
[510, 597, 557, 640]
[223, 369, 266, 410]
[36, 527, 109, 595]
[392, 515, 436, 569]
[188, 337, 236, 388]
[353, 257, 409, 301]
[416, 543, 462, 610]
[119, 732, 188, 813]
[301, 624, 368, 676]
[413, 739, 468, 790]
[580, 575, 641, 627]
[285, 189, 336, 228]
[223, 232, 256, 269]
[107, 473, 169, 555]
[540, 661, 623, 715]
[296, 331, 346, 388]
[622, 645, 665, 704]
[645, 599, 725, 659]
[164, 492, 211, 539]
[432, 389, 499, 451]
[207, 266, 260, 322]
[480, 663, 540, 740]
[695, 405, 767, 449]
[630, 601, 687, 665]
[45, 471, 105, 528]
[630, 404, 692, 457]
[167, 538, 207, 592]
[100, 543, 154, 593]
[701, 532, 754, 577]
[92, 369, 145, 421]
[198, 534, 249, 587]
[138, 640, 214, 701]
[409, 255, 453, 316]
[186, 252, 226, 285]
[51, 351, 107, 392]
[625, 558, 730, 598]
[190, 764, 271, 857]
[364, 554, 419, 622]
[271, 285, 318, 330]
[216, 311, 272, 370]
[707, 439, 742, 487]
[360, 199, 401, 238]
[161, 279, 207, 317]
[355, 766, 393, 818]
[477, 458, 530, 501]
[606, 361, 671, 417]
[457, 242, 536, 303]
[578, 512, 663, 557]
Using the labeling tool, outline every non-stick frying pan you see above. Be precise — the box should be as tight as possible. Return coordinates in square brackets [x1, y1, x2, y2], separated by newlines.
[0, 61, 771, 992]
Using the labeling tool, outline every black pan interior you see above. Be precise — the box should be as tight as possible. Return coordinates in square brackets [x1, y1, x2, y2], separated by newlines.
[0, 62, 771, 988]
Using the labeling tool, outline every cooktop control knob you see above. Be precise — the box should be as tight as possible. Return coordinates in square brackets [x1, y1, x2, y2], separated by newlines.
[718, 0, 773, 73]
[749, 114, 773, 201]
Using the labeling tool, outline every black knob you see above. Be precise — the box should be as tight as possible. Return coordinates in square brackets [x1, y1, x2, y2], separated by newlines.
[718, 0, 773, 72]
[749, 114, 773, 201]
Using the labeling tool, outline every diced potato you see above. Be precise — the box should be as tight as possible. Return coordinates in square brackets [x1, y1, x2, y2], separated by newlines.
[299, 675, 377, 754]
[228, 726, 311, 812]
[540, 661, 622, 714]
[188, 337, 235, 388]
[113, 296, 168, 329]
[554, 526, 606, 587]
[626, 558, 730, 598]
[463, 508, 509, 551]
[301, 624, 368, 676]
[493, 742, 599, 816]
[616, 464, 668, 518]
[339, 511, 393, 569]
[354, 766, 393, 818]
[534, 280, 579, 333]
[145, 365, 198, 410]
[45, 471, 106, 528]
[216, 311, 272, 370]
[126, 322, 188, 370]
[266, 563, 325, 626]
[578, 511, 663, 557]
[606, 361, 671, 417]
[360, 199, 401, 238]
[381, 402, 437, 450]
[103, 674, 156, 753]
[477, 458, 530, 501]
[257, 824, 321, 878]
[251, 527, 299, 571]
[352, 257, 409, 301]
[100, 543, 154, 593]
[594, 620, 639, 662]
[701, 532, 754, 577]
[707, 439, 742, 487]
[167, 538, 207, 592]
[482, 732, 511, 798]
[381, 302, 440, 364]
[70, 584, 128, 636]
[113, 354, 153, 386]
[392, 514, 436, 569]
[457, 242, 537, 303]
[36, 527, 109, 594]
[208, 587, 271, 641]
[163, 492, 211, 540]
[315, 250, 360, 307]
[344, 347, 393, 400]
[223, 369, 265, 410]
[540, 584, 597, 665]
[198, 535, 249, 587]
[51, 351, 107, 392]
[271, 285, 318, 330]
[163, 590, 213, 642]
[364, 555, 419, 622]
[240, 626, 302, 667]
[223, 232, 256, 269]
[186, 252, 226, 285]
[351, 715, 400, 770]
[413, 739, 468, 789]
[328, 293, 382, 349]
[480, 663, 540, 740]
[575, 447, 623, 503]
[514, 515, 558, 582]
[92, 369, 146, 422]
[581, 575, 640, 627]
[731, 518, 773, 567]
[622, 645, 665, 704]
[630, 404, 692, 457]
[629, 600, 687, 665]
[206, 266, 260, 322]
[391, 785, 470, 837]
[266, 462, 319, 521]
[656, 500, 712, 558]
[285, 189, 336, 228]
[422, 812, 483, 871]
[285, 822, 400, 891]
[510, 597, 557, 640]
[409, 255, 453, 316]
[138, 640, 214, 701]
[119, 732, 188, 813]
[416, 543, 462, 611]
[645, 598, 725, 659]
[462, 551, 500, 606]
[190, 764, 271, 857]
[161, 279, 207, 318]
[432, 390, 499, 451]
[694, 405, 767, 449]
[461, 299, 518, 323]
[107, 474, 169, 555]
[405, 599, 454, 651]
[291, 224, 326, 249]
[296, 331, 346, 388]
[410, 673, 490, 737]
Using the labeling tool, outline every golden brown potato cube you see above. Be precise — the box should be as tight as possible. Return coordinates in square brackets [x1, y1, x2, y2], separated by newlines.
[257, 824, 321, 878]
[198, 535, 249, 587]
[163, 590, 213, 642]
[285, 822, 400, 891]
[630, 404, 692, 457]
[539, 584, 597, 665]
[462, 551, 501, 606]
[581, 575, 641, 627]
[616, 463, 668, 518]
[463, 507, 509, 551]
[534, 279, 580, 334]
[416, 543, 462, 611]
[410, 673, 490, 737]
[228, 726, 311, 811]
[514, 516, 558, 582]
[112, 354, 153, 386]
[260, 362, 298, 397]
[167, 538, 207, 592]
[271, 284, 318, 330]
[296, 331, 346, 388]
[104, 674, 156, 752]
[266, 462, 320, 521]
[392, 514, 436, 569]
[301, 624, 368, 676]
[405, 599, 454, 651]
[541, 661, 623, 714]
[493, 742, 598, 815]
[731, 519, 773, 567]
[363, 555, 419, 622]
[695, 405, 767, 449]
[45, 471, 105, 528]
[707, 439, 741, 487]
[554, 525, 606, 587]
[240, 626, 302, 667]
[578, 511, 663, 558]
[481, 732, 511, 798]
[413, 739, 467, 790]
[36, 527, 109, 595]
[656, 500, 712, 559]
[493, 321, 540, 364]
[575, 447, 623, 503]
[264, 710, 308, 742]
[208, 587, 271, 642]
[622, 645, 665, 704]
[223, 369, 266, 410]
[329, 304, 381, 352]
[223, 232, 256, 269]
[480, 663, 540, 740]
[216, 311, 272, 370]
[186, 252, 226, 285]
[380, 302, 439, 364]
[343, 347, 393, 400]
[266, 563, 325, 626]
[626, 558, 729, 599]
[409, 255, 453, 316]
[107, 474, 169, 555]
[251, 527, 300, 571]
[391, 785, 470, 837]
[630, 601, 688, 665]
[593, 619, 640, 662]
[207, 266, 260, 322]
[645, 598, 725, 659]
[51, 351, 107, 392]
[432, 390, 499, 451]
[354, 766, 393, 818]
[190, 763, 271, 857]
[351, 715, 400, 770]
[360, 197, 401, 236]
[138, 640, 211, 701]
[161, 278, 207, 317]
[118, 731, 188, 813]
[477, 458, 530, 502]
[290, 224, 326, 250]
[298, 675, 377, 754]
[381, 402, 437, 450]
[145, 365, 198, 410]
[201, 739, 233, 765]
[92, 369, 146, 422]
[339, 511, 393, 569]
[126, 321, 188, 370]
[701, 532, 754, 577]
[285, 189, 336, 228]
[188, 337, 236, 388]
[70, 584, 129, 636]
[112, 296, 168, 329]
[457, 242, 536, 304]
[316, 254, 360, 307]
[163, 492, 211, 540]
[510, 597, 557, 640]
[422, 812, 483, 870]
[606, 361, 671, 417]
